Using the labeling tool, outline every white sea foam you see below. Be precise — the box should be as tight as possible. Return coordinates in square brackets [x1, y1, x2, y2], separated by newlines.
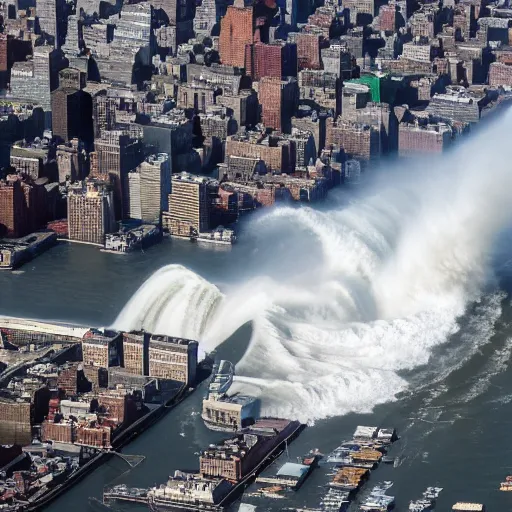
[114, 110, 512, 423]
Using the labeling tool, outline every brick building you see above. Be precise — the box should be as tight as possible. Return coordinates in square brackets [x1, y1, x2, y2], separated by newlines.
[94, 131, 144, 219]
[295, 33, 323, 70]
[398, 122, 452, 156]
[150, 0, 194, 25]
[245, 41, 298, 81]
[343, 0, 374, 25]
[326, 117, 380, 160]
[489, 62, 512, 87]
[148, 335, 198, 386]
[0, 175, 33, 237]
[379, 4, 397, 32]
[82, 332, 121, 368]
[0, 397, 31, 445]
[219, 4, 254, 68]
[92, 93, 117, 139]
[259, 76, 299, 133]
[122, 331, 149, 376]
[177, 81, 220, 113]
[225, 133, 293, 173]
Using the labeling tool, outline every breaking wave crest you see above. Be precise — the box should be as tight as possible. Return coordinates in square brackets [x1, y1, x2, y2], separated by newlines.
[114, 111, 512, 423]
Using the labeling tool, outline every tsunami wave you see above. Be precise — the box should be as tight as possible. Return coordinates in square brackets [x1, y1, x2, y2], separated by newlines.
[114, 110, 512, 423]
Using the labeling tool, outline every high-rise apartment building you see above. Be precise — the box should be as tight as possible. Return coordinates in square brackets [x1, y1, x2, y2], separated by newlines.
[0, 175, 27, 237]
[259, 76, 299, 133]
[127, 153, 171, 225]
[36, 0, 65, 46]
[294, 33, 323, 70]
[150, 0, 194, 24]
[245, 41, 298, 81]
[164, 173, 211, 237]
[219, 3, 254, 68]
[82, 332, 121, 368]
[93, 94, 117, 139]
[94, 131, 144, 219]
[148, 335, 198, 386]
[67, 179, 116, 245]
[51, 87, 93, 144]
[122, 331, 149, 376]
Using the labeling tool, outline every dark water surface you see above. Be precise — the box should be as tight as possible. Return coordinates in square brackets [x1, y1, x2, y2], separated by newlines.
[1, 236, 512, 512]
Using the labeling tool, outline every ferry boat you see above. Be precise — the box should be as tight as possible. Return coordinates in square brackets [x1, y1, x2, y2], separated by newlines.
[196, 227, 236, 246]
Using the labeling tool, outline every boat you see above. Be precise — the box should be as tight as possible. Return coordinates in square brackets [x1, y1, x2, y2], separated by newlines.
[409, 499, 435, 511]
[359, 484, 395, 511]
[320, 488, 351, 512]
[408, 486, 442, 511]
[381, 456, 395, 464]
[103, 484, 148, 504]
[500, 476, 512, 491]
[196, 227, 236, 246]
[423, 487, 443, 500]
[205, 360, 234, 399]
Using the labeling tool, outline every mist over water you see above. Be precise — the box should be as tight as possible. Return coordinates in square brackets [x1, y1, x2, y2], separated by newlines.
[114, 111, 512, 423]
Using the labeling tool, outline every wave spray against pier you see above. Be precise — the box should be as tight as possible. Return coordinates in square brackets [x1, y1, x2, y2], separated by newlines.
[114, 112, 512, 423]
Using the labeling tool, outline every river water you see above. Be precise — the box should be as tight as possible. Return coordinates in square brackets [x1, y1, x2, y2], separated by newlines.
[3, 112, 512, 511]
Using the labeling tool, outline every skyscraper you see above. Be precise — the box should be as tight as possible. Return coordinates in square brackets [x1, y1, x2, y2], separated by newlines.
[93, 94, 117, 139]
[51, 87, 93, 144]
[0, 175, 27, 238]
[150, 0, 194, 24]
[36, 0, 66, 46]
[164, 173, 211, 237]
[127, 153, 171, 225]
[67, 179, 116, 245]
[94, 130, 144, 220]
[219, 3, 254, 68]
[259, 76, 299, 133]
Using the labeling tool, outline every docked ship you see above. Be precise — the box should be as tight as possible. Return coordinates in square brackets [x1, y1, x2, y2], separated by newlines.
[359, 482, 394, 512]
[196, 227, 236, 246]
[409, 487, 443, 511]
[103, 484, 148, 504]
[147, 472, 230, 511]
[201, 360, 259, 432]
[320, 488, 351, 512]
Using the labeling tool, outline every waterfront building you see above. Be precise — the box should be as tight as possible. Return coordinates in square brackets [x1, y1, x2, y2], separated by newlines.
[93, 131, 144, 220]
[122, 331, 149, 376]
[127, 153, 171, 225]
[164, 172, 212, 238]
[148, 335, 198, 386]
[81, 331, 121, 368]
[67, 179, 116, 245]
[0, 397, 31, 445]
